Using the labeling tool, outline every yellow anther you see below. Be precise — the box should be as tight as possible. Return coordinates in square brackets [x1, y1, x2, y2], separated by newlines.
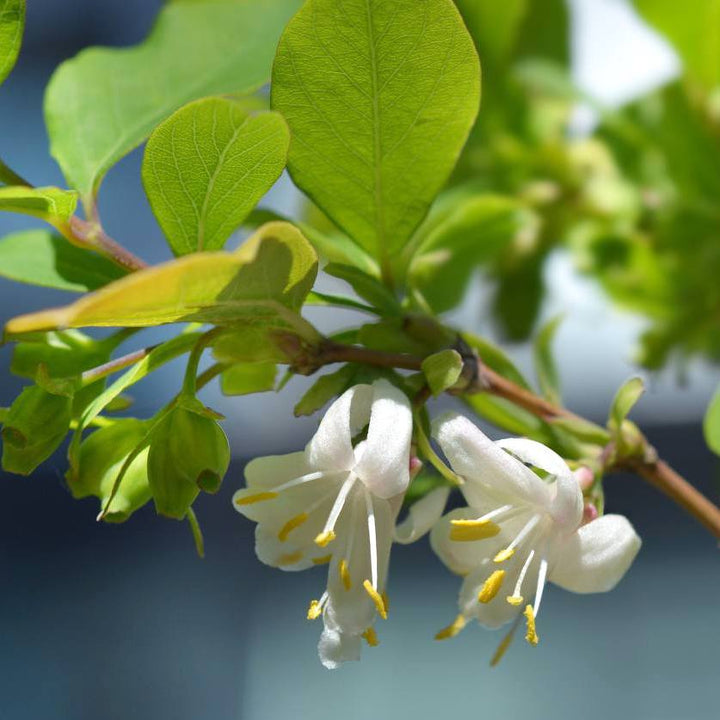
[435, 614, 466, 641]
[363, 580, 388, 619]
[524, 605, 539, 646]
[449, 518, 501, 542]
[312, 554, 332, 565]
[235, 491, 277, 506]
[362, 627, 379, 647]
[314, 530, 336, 547]
[381, 590, 390, 615]
[478, 570, 505, 604]
[494, 547, 515, 563]
[277, 512, 308, 542]
[307, 600, 322, 620]
[339, 559, 352, 590]
[278, 550, 303, 566]
[491, 625, 517, 667]
[506, 595, 524, 606]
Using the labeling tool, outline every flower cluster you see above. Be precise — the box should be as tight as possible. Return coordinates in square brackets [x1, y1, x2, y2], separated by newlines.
[233, 381, 641, 668]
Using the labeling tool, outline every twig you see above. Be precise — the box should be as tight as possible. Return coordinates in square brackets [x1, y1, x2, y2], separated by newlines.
[67, 216, 147, 273]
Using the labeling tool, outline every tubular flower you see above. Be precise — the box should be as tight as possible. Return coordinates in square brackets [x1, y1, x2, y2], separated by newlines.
[430, 413, 641, 654]
[232, 379, 412, 669]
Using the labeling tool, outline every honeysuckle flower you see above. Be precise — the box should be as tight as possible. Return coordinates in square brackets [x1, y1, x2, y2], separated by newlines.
[232, 379, 412, 669]
[430, 413, 641, 653]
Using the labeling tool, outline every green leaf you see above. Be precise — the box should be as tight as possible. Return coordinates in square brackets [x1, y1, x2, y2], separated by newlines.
[422, 349, 463, 396]
[461, 331, 530, 389]
[1, 385, 72, 475]
[294, 365, 358, 416]
[0, 186, 78, 231]
[549, 416, 611, 446]
[533, 314, 563, 405]
[324, 263, 401, 315]
[409, 195, 538, 313]
[0, 0, 24, 86]
[0, 230, 125, 292]
[609, 377, 645, 428]
[221, 362, 277, 396]
[212, 326, 291, 365]
[463, 393, 551, 443]
[633, 0, 720, 88]
[271, 0, 480, 274]
[5, 222, 319, 335]
[704, 384, 720, 456]
[142, 98, 290, 255]
[44, 0, 302, 200]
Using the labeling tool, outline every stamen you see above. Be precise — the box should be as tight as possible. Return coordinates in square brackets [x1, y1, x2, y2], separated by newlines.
[274, 469, 342, 494]
[363, 580, 388, 619]
[362, 627, 379, 647]
[312, 554, 332, 565]
[478, 570, 506, 603]
[235, 491, 277, 506]
[381, 591, 390, 614]
[278, 550, 303, 566]
[307, 591, 328, 620]
[533, 557, 549, 617]
[435, 614, 466, 641]
[524, 604, 539, 646]
[315, 474, 356, 547]
[364, 488, 379, 591]
[339, 559, 352, 590]
[277, 512, 308, 542]
[506, 549, 535, 606]
[449, 519, 501, 542]
[491, 613, 522, 667]
[494, 514, 540, 563]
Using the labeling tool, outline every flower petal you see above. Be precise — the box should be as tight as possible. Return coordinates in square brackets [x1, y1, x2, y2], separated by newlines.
[306, 384, 373, 473]
[354, 380, 412, 499]
[394, 486, 451, 544]
[433, 414, 551, 508]
[497, 438, 582, 529]
[318, 627, 362, 669]
[459, 567, 521, 629]
[549, 514, 641, 594]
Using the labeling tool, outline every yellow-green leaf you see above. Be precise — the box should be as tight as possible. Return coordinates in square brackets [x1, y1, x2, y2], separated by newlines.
[142, 98, 290, 255]
[221, 363, 277, 396]
[0, 186, 78, 231]
[0, 0, 24, 86]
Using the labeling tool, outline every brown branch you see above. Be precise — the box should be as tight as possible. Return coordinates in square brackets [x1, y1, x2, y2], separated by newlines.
[315, 340, 720, 540]
[68, 216, 147, 273]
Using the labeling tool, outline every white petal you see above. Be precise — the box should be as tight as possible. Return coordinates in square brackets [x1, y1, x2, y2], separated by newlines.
[550, 514, 641, 594]
[306, 385, 373, 473]
[394, 487, 451, 544]
[497, 438, 583, 529]
[354, 379, 412, 499]
[459, 567, 520, 629]
[244, 451, 312, 489]
[318, 627, 362, 669]
[433, 413, 551, 508]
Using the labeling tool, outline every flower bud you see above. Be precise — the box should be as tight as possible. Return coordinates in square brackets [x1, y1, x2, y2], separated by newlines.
[147, 403, 230, 519]
[69, 419, 152, 523]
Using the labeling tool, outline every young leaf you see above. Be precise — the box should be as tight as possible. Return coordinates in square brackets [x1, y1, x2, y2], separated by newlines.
[142, 98, 290, 256]
[0, 230, 125, 292]
[221, 363, 277, 396]
[294, 365, 358, 417]
[0, 0, 24, 87]
[212, 326, 292, 365]
[609, 377, 645, 428]
[0, 186, 78, 231]
[533, 314, 563, 405]
[703, 384, 720, 456]
[323, 263, 401, 315]
[461, 332, 531, 389]
[463, 394, 552, 444]
[271, 0, 480, 275]
[422, 350, 463, 397]
[5, 222, 318, 334]
[44, 0, 302, 200]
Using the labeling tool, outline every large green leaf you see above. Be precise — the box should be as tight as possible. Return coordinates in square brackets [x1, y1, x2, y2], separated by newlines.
[0, 186, 78, 231]
[5, 222, 318, 334]
[0, 0, 23, 86]
[272, 0, 480, 276]
[142, 98, 290, 255]
[44, 0, 302, 200]
[0, 230, 125, 292]
[634, 0, 720, 88]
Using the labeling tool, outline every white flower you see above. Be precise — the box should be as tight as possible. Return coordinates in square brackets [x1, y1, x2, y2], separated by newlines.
[430, 413, 641, 652]
[232, 379, 412, 668]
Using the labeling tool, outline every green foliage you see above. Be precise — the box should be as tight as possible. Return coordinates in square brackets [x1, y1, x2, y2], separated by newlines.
[609, 377, 645, 429]
[533, 315, 563, 405]
[0, 186, 78, 231]
[0, 0, 24, 86]
[69, 419, 152, 523]
[221, 363, 277, 396]
[1, 385, 72, 474]
[45, 0, 301, 200]
[294, 365, 358, 417]
[0, 230, 125, 291]
[422, 349, 463, 396]
[323, 264, 401, 316]
[704, 384, 720, 456]
[142, 98, 290, 255]
[5, 223, 318, 335]
[272, 0, 480, 278]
